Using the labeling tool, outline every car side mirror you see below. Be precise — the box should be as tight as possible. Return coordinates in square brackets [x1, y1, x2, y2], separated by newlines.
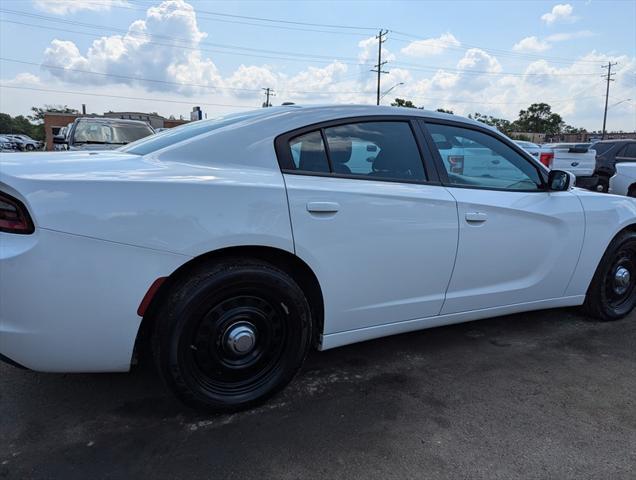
[53, 134, 67, 144]
[548, 170, 575, 191]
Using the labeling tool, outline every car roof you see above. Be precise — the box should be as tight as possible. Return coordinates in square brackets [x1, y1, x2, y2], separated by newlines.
[194, 104, 496, 131]
[593, 139, 635, 144]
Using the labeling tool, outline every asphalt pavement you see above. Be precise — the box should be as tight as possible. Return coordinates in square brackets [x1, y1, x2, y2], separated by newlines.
[1, 308, 635, 479]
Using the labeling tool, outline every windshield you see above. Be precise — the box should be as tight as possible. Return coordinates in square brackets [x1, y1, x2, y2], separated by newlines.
[120, 109, 270, 155]
[74, 121, 154, 145]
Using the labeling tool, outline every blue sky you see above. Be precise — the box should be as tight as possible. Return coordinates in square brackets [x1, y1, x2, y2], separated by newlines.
[0, 0, 634, 131]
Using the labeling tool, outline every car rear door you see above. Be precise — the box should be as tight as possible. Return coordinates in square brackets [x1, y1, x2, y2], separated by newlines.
[276, 117, 459, 335]
[421, 120, 585, 314]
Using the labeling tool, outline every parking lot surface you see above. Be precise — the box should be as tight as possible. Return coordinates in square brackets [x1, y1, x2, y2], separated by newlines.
[1, 308, 635, 479]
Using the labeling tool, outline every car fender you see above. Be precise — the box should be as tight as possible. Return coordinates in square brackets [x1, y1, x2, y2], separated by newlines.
[565, 190, 636, 296]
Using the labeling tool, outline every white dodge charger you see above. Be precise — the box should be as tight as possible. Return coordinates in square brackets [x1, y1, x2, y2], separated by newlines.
[2, 105, 636, 410]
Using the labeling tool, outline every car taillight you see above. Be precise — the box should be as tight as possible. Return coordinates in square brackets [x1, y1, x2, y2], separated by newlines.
[0, 192, 34, 234]
[539, 152, 554, 168]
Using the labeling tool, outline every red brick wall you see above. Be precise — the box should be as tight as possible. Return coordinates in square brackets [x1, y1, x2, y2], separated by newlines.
[43, 113, 80, 151]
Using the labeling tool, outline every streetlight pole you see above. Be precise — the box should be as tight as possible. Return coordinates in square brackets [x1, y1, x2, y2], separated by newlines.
[379, 82, 405, 103]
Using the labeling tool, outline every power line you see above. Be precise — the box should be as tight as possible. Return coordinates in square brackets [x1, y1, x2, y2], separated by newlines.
[389, 31, 603, 66]
[0, 7, 605, 68]
[0, 57, 373, 95]
[262, 88, 275, 107]
[0, 84, 256, 109]
[601, 61, 618, 139]
[128, 0, 378, 31]
[371, 29, 389, 106]
[0, 16, 604, 77]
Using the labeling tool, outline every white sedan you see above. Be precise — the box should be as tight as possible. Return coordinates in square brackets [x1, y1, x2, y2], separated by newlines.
[610, 160, 636, 197]
[2, 105, 636, 411]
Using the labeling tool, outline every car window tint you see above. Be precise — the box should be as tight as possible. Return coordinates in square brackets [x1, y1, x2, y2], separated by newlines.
[621, 143, 636, 159]
[427, 123, 542, 191]
[323, 122, 425, 181]
[591, 143, 612, 155]
[289, 130, 330, 173]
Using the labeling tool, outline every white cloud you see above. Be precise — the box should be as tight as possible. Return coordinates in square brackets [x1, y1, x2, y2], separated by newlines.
[513, 36, 551, 52]
[42, 0, 222, 94]
[357, 36, 396, 65]
[33, 0, 128, 15]
[400, 33, 460, 57]
[2, 1, 632, 132]
[457, 49, 502, 73]
[541, 4, 576, 25]
[546, 30, 594, 42]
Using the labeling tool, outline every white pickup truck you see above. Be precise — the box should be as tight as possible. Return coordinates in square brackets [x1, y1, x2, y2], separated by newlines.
[538, 143, 599, 190]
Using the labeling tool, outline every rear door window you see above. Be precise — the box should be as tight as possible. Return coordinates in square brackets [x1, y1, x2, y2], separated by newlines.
[322, 122, 426, 181]
[281, 120, 427, 182]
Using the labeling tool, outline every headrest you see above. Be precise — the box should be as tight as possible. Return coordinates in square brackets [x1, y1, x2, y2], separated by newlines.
[329, 138, 352, 164]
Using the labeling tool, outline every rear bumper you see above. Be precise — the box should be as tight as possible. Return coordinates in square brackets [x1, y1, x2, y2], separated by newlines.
[0, 228, 187, 372]
[574, 175, 600, 191]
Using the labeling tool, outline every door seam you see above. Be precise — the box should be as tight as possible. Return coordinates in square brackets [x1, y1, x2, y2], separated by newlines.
[438, 187, 460, 315]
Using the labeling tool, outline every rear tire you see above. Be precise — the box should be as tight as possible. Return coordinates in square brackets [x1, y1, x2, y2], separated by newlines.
[583, 231, 636, 321]
[628, 185, 636, 198]
[153, 258, 312, 411]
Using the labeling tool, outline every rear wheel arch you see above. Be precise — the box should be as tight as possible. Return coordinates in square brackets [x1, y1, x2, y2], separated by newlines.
[628, 184, 636, 197]
[135, 246, 325, 359]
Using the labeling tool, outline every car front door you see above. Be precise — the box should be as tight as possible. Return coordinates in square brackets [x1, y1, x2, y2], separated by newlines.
[422, 120, 585, 314]
[276, 118, 459, 335]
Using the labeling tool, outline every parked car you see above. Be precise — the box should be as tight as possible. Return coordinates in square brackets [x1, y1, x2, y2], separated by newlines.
[539, 143, 599, 190]
[513, 140, 542, 157]
[6, 134, 42, 151]
[53, 125, 70, 151]
[591, 139, 636, 192]
[514, 140, 557, 167]
[0, 135, 18, 152]
[3, 105, 636, 411]
[54, 117, 155, 150]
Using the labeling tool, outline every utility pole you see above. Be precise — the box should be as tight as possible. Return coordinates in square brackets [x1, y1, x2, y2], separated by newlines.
[262, 87, 275, 108]
[601, 61, 617, 139]
[371, 29, 389, 106]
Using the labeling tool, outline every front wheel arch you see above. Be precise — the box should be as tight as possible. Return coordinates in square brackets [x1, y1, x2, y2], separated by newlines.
[583, 227, 636, 320]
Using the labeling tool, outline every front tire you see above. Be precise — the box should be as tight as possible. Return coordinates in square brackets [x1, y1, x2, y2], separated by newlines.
[583, 231, 636, 321]
[153, 259, 312, 411]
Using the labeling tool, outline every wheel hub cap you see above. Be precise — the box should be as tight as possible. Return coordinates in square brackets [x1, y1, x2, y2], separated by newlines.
[224, 323, 257, 355]
[613, 266, 631, 295]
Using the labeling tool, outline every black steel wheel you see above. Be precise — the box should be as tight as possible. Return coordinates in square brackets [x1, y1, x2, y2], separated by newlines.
[153, 259, 312, 411]
[584, 231, 636, 321]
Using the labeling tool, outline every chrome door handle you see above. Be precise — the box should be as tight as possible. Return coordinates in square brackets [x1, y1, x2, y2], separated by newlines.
[465, 212, 488, 223]
[307, 201, 340, 213]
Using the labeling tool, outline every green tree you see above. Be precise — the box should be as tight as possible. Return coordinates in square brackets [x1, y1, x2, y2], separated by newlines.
[391, 98, 420, 108]
[468, 112, 512, 134]
[29, 104, 79, 123]
[512, 103, 562, 135]
[436, 108, 454, 114]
